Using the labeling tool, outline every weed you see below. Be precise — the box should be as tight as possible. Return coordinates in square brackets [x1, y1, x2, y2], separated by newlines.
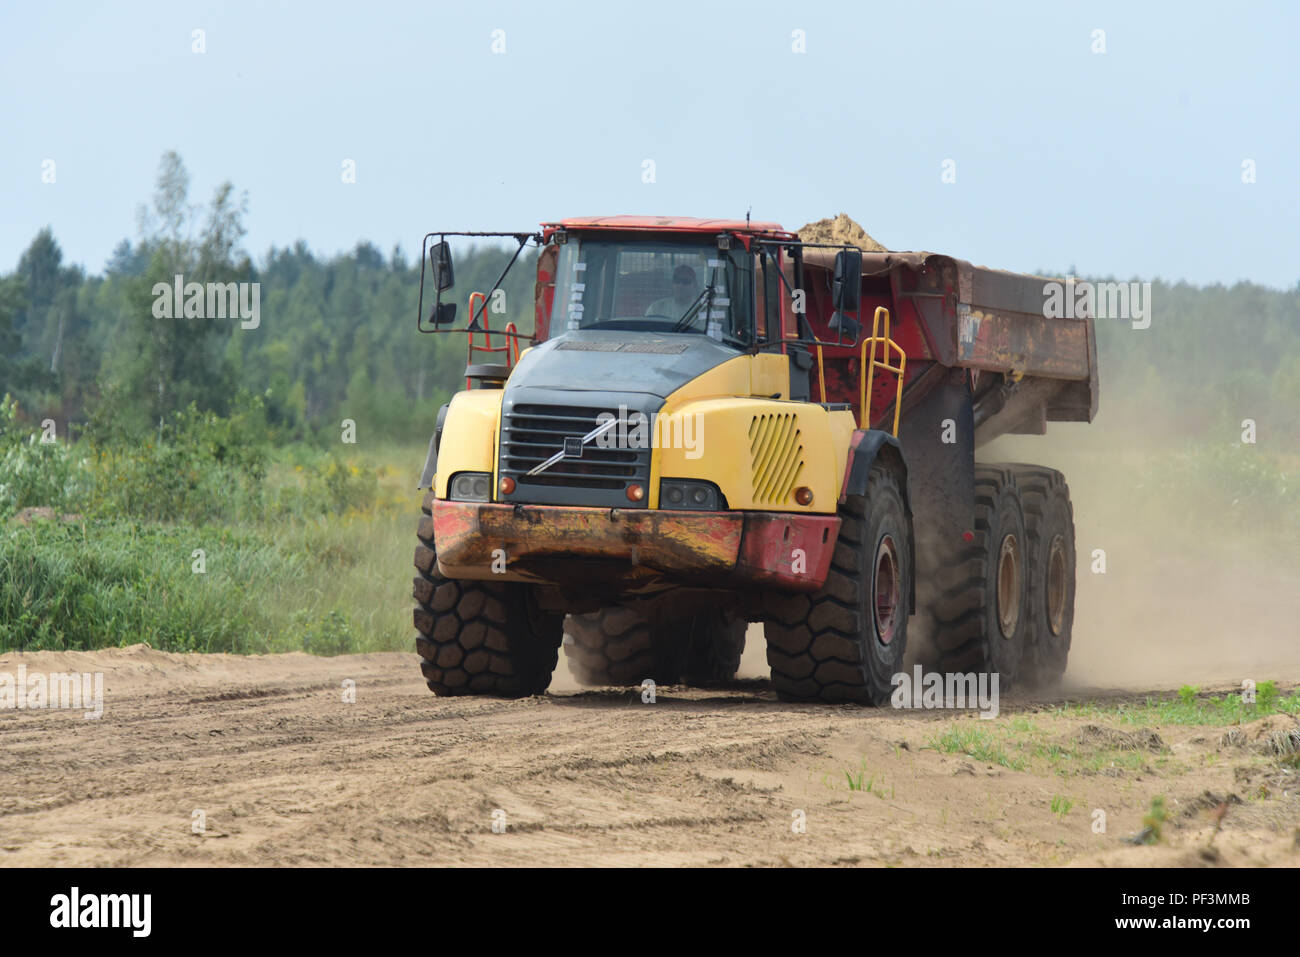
[927, 725, 1027, 771]
[1142, 796, 1167, 844]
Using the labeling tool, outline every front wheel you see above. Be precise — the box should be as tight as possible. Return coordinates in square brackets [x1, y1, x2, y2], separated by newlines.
[762, 457, 912, 705]
[413, 492, 562, 697]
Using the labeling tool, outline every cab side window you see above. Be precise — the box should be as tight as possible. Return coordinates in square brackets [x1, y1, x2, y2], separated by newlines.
[755, 249, 781, 342]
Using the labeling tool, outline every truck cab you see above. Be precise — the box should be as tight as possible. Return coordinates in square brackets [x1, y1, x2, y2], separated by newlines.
[426, 217, 863, 596]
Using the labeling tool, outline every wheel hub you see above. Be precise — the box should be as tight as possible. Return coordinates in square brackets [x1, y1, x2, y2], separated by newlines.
[996, 533, 1021, 638]
[1047, 533, 1067, 636]
[873, 534, 900, 645]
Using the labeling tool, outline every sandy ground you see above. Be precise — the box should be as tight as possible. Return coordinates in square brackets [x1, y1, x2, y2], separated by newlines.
[2, 637, 1297, 868]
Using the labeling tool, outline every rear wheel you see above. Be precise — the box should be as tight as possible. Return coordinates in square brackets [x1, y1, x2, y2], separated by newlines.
[563, 607, 678, 687]
[932, 465, 1028, 689]
[1015, 466, 1076, 689]
[762, 458, 911, 705]
[413, 491, 562, 697]
[562, 606, 746, 687]
[681, 610, 747, 685]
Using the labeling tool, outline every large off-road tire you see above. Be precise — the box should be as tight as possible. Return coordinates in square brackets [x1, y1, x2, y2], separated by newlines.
[932, 464, 1029, 689]
[1013, 466, 1076, 689]
[563, 607, 680, 687]
[681, 610, 747, 685]
[413, 492, 562, 697]
[562, 607, 746, 687]
[762, 458, 912, 705]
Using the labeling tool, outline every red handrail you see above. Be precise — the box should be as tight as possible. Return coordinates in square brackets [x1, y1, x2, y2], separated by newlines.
[464, 292, 521, 388]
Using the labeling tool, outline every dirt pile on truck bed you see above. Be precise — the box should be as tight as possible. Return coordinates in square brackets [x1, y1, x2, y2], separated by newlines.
[797, 213, 887, 252]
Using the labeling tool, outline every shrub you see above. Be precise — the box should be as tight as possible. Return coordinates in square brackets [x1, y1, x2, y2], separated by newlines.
[0, 394, 87, 519]
[80, 392, 271, 523]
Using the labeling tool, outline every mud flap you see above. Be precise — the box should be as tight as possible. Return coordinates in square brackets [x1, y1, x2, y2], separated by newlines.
[417, 403, 450, 490]
[897, 368, 976, 665]
[841, 428, 915, 613]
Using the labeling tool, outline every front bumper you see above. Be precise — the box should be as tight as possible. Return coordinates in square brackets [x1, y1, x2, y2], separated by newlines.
[433, 500, 840, 592]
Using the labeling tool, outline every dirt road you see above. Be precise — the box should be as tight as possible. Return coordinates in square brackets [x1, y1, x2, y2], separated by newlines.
[3, 639, 1297, 867]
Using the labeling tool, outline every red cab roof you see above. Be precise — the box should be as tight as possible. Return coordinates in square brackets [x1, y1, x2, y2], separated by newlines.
[544, 215, 792, 237]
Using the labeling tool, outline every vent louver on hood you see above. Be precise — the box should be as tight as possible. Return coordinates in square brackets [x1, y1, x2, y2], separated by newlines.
[555, 340, 690, 355]
[749, 413, 804, 505]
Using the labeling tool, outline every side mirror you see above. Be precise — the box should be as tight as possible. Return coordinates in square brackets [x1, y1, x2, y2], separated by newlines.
[431, 302, 457, 326]
[832, 248, 862, 313]
[431, 241, 455, 292]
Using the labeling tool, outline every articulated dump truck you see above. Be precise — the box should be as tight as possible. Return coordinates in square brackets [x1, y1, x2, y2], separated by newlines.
[411, 216, 1098, 705]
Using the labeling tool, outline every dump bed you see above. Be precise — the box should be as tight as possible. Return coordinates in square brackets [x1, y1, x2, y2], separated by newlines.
[801, 248, 1098, 447]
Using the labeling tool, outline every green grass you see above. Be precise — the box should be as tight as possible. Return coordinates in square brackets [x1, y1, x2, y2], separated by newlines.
[1050, 794, 1074, 820]
[0, 442, 427, 655]
[1051, 683, 1300, 727]
[902, 681, 1297, 783]
[922, 684, 1299, 781]
[925, 724, 1028, 771]
[836, 759, 894, 798]
[924, 717, 1175, 779]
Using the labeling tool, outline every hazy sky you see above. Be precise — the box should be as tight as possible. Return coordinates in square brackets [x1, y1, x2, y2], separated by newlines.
[3, 1, 1297, 287]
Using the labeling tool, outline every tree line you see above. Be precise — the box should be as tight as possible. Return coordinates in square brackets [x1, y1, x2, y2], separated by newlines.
[2, 151, 1298, 447]
[0, 152, 537, 444]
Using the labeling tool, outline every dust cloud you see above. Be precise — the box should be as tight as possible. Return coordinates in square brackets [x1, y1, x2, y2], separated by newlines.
[982, 424, 1299, 690]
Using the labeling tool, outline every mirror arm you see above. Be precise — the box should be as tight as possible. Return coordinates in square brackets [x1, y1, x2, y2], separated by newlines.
[468, 234, 532, 331]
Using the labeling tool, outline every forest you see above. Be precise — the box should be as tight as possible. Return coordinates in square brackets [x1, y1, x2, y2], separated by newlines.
[1, 152, 1296, 653]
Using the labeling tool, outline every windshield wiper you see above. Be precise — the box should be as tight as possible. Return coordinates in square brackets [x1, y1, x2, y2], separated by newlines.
[670, 286, 711, 333]
[671, 264, 721, 334]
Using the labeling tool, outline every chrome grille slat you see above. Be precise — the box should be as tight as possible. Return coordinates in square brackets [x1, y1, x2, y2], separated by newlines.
[500, 402, 652, 505]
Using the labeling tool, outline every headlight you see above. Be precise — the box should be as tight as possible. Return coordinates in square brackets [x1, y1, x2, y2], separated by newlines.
[449, 471, 492, 502]
[659, 479, 723, 511]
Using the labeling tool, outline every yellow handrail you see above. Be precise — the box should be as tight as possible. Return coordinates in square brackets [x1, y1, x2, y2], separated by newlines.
[815, 343, 826, 403]
[859, 306, 907, 436]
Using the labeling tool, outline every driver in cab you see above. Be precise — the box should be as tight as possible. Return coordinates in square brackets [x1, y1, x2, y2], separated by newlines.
[645, 264, 700, 320]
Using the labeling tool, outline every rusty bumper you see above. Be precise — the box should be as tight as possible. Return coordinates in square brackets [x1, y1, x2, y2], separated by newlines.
[433, 501, 840, 592]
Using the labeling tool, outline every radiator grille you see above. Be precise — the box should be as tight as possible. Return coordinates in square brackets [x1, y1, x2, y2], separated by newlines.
[500, 403, 650, 504]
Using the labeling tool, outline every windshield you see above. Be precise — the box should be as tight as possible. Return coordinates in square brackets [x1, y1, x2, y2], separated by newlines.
[553, 236, 752, 347]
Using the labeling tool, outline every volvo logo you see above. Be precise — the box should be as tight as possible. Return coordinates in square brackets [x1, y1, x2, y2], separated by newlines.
[526, 415, 621, 477]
